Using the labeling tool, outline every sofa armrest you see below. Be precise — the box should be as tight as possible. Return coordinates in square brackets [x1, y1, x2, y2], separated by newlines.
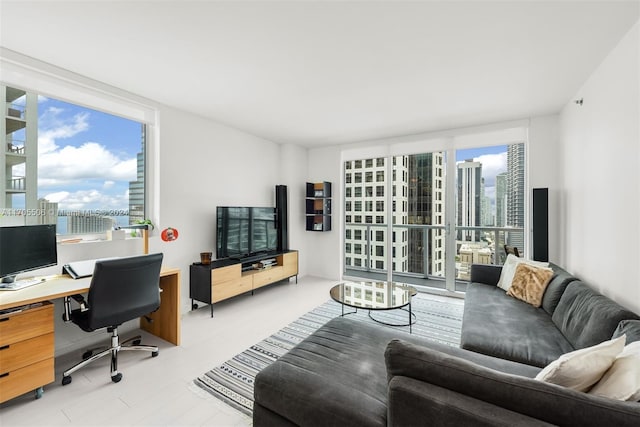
[470, 264, 502, 286]
[388, 376, 553, 427]
[385, 339, 640, 426]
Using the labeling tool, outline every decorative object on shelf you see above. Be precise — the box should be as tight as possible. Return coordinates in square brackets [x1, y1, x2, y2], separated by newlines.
[161, 227, 179, 242]
[200, 251, 212, 265]
[305, 181, 331, 232]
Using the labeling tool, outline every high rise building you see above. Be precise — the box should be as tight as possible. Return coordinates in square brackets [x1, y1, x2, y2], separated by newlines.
[1, 85, 38, 225]
[507, 144, 525, 251]
[457, 159, 482, 242]
[407, 153, 445, 277]
[495, 172, 507, 227]
[67, 213, 115, 234]
[128, 125, 145, 225]
[480, 177, 494, 226]
[344, 156, 408, 273]
[37, 198, 58, 225]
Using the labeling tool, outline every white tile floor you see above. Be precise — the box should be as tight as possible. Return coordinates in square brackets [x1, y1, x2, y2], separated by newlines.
[0, 276, 338, 426]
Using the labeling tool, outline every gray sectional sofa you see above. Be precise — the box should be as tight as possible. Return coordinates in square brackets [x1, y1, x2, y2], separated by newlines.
[254, 263, 640, 426]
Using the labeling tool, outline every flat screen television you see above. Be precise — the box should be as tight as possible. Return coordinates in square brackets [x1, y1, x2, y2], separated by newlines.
[216, 207, 277, 259]
[0, 224, 58, 283]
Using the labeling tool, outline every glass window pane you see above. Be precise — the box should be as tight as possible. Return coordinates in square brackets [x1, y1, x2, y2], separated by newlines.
[393, 152, 447, 285]
[1, 85, 145, 234]
[455, 144, 525, 280]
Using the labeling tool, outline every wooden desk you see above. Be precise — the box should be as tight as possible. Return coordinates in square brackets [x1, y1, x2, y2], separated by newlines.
[0, 268, 181, 403]
[0, 268, 181, 346]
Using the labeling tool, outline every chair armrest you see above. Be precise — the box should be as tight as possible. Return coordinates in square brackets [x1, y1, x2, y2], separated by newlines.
[470, 264, 502, 286]
[62, 293, 88, 322]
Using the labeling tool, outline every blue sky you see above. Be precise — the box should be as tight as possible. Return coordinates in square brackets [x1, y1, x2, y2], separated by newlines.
[456, 145, 507, 162]
[35, 96, 142, 212]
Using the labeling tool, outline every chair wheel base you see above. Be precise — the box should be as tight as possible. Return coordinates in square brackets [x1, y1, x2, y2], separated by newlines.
[152, 350, 159, 357]
[82, 350, 93, 360]
[62, 375, 72, 386]
[111, 373, 122, 383]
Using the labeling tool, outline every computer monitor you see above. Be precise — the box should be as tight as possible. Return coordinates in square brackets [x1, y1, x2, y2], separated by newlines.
[0, 224, 58, 283]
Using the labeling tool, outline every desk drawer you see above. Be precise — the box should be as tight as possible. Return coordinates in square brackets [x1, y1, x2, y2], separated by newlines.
[0, 357, 54, 403]
[212, 276, 253, 303]
[0, 333, 54, 373]
[0, 303, 54, 345]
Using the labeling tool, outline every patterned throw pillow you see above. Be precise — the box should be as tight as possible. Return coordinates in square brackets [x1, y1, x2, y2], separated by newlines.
[497, 254, 549, 291]
[507, 263, 554, 307]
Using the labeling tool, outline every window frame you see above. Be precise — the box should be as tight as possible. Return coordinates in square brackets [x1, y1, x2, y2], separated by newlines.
[1, 48, 158, 242]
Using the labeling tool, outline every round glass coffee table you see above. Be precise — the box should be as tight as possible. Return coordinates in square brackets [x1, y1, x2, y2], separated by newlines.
[329, 281, 417, 333]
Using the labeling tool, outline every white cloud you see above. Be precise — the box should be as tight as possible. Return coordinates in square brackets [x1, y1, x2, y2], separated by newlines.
[45, 189, 129, 211]
[38, 107, 89, 154]
[38, 142, 136, 186]
[43, 191, 70, 203]
[36, 103, 139, 211]
[475, 152, 507, 187]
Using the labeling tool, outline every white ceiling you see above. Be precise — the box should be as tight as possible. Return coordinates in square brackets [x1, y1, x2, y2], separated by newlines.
[1, 1, 638, 147]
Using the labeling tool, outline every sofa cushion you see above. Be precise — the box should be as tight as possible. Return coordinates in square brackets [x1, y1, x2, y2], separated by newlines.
[535, 335, 626, 392]
[462, 282, 574, 367]
[540, 263, 578, 315]
[254, 317, 392, 427]
[507, 263, 554, 307]
[255, 316, 504, 427]
[385, 339, 640, 426]
[613, 320, 640, 343]
[552, 281, 640, 350]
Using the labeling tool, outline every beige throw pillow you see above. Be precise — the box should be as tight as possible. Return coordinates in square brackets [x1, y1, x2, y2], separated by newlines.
[506, 263, 554, 307]
[589, 340, 640, 401]
[497, 254, 550, 291]
[535, 335, 626, 392]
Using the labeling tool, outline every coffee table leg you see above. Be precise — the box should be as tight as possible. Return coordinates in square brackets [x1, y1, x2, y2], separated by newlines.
[409, 302, 412, 334]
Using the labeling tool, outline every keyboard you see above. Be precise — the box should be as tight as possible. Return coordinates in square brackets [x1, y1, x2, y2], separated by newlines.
[0, 278, 46, 291]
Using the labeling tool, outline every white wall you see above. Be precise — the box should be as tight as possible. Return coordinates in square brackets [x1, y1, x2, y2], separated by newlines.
[528, 115, 560, 262]
[149, 106, 297, 315]
[279, 144, 309, 274]
[558, 21, 640, 313]
[306, 146, 343, 279]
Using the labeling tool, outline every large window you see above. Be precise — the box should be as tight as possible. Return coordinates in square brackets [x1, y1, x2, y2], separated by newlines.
[2, 85, 146, 235]
[343, 127, 527, 293]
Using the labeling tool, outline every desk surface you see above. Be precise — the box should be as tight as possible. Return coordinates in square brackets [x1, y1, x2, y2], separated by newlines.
[0, 268, 180, 311]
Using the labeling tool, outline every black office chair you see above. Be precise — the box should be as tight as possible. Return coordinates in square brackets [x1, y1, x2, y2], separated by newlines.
[61, 253, 164, 385]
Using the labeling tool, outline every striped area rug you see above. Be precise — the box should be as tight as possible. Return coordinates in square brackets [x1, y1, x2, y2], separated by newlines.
[193, 293, 464, 416]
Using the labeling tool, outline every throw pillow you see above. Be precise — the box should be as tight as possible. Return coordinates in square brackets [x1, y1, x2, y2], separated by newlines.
[535, 335, 626, 392]
[507, 263, 554, 307]
[589, 340, 640, 401]
[497, 254, 550, 291]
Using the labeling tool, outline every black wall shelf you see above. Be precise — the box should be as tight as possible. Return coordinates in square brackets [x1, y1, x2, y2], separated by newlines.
[305, 182, 331, 232]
